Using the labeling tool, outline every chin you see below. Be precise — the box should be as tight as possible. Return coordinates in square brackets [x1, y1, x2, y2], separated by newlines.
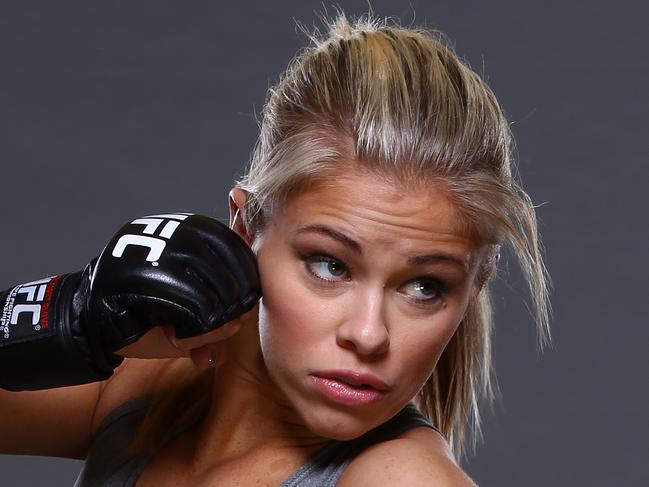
[305, 418, 372, 441]
[296, 401, 389, 441]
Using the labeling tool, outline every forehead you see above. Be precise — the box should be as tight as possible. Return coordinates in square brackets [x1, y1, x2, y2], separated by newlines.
[271, 167, 477, 254]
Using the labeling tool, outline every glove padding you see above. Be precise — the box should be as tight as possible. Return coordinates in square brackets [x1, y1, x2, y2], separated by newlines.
[0, 212, 261, 391]
[90, 212, 262, 352]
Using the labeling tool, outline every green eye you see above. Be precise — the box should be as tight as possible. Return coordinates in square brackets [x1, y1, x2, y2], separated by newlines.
[305, 255, 347, 280]
[401, 279, 447, 303]
[301, 253, 449, 307]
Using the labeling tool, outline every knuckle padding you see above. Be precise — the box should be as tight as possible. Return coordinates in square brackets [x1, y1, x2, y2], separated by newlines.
[193, 238, 241, 304]
[202, 228, 260, 297]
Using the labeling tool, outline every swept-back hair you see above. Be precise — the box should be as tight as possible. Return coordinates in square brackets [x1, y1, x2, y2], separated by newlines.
[235, 11, 551, 460]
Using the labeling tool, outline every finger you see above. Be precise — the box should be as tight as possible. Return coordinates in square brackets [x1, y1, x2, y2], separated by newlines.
[238, 304, 259, 328]
[170, 319, 242, 352]
[116, 326, 190, 359]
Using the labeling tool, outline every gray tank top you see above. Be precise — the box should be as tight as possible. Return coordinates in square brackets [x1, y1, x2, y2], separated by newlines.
[74, 395, 439, 487]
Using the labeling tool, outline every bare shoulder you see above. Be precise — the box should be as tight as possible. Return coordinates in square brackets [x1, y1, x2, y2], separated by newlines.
[337, 426, 478, 487]
[91, 356, 196, 434]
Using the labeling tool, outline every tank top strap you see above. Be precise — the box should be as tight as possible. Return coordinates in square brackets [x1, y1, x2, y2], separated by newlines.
[74, 393, 200, 487]
[279, 402, 440, 487]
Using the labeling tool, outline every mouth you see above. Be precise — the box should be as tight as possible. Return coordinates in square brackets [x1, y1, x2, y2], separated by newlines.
[313, 370, 389, 390]
[309, 369, 390, 406]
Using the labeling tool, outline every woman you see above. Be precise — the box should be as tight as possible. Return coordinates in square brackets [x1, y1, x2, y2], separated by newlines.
[1, 12, 550, 486]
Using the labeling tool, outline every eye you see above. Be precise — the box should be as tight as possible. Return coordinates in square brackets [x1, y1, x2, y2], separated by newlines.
[400, 278, 448, 305]
[303, 254, 348, 282]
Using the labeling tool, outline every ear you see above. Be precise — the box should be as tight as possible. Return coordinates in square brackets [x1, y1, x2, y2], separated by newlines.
[472, 245, 500, 297]
[228, 187, 252, 245]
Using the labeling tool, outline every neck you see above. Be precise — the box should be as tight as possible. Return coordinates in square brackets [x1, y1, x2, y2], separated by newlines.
[186, 313, 332, 470]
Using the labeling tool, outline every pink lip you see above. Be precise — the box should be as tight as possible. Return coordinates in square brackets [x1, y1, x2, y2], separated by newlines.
[309, 370, 390, 407]
[311, 369, 390, 391]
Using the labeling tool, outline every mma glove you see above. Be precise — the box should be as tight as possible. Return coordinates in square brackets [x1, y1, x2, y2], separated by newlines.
[0, 212, 261, 391]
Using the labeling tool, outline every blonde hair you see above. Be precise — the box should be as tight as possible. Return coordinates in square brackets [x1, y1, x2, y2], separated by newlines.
[131, 11, 551, 463]
[236, 11, 551, 460]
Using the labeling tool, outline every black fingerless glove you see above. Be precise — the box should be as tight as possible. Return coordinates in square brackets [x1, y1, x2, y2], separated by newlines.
[0, 212, 261, 391]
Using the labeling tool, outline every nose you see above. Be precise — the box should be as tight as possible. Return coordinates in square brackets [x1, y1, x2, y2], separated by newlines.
[336, 288, 390, 357]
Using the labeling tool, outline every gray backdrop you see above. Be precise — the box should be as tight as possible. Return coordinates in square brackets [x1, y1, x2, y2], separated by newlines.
[1, 1, 646, 485]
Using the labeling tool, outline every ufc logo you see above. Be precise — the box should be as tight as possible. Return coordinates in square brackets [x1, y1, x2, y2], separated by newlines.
[112, 213, 193, 262]
[9, 277, 52, 327]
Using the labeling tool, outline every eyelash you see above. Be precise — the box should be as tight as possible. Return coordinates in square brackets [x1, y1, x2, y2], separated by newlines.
[300, 253, 449, 306]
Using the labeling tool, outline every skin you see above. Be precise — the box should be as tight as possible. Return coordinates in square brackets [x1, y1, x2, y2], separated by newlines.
[122, 166, 486, 483]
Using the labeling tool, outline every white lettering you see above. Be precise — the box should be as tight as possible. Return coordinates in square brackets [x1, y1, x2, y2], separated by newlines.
[15, 283, 48, 302]
[2, 277, 54, 339]
[130, 218, 164, 235]
[143, 213, 192, 221]
[110, 213, 194, 263]
[112, 234, 167, 262]
[159, 220, 180, 239]
[18, 277, 52, 287]
[10, 304, 41, 325]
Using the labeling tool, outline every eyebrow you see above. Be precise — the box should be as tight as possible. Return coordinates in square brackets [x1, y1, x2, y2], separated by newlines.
[293, 224, 469, 271]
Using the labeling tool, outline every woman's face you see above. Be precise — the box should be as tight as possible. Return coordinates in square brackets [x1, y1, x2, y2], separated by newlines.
[248, 168, 485, 440]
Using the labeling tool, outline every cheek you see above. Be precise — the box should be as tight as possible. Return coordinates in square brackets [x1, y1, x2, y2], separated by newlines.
[391, 308, 465, 393]
[396, 278, 476, 382]
[256, 250, 328, 370]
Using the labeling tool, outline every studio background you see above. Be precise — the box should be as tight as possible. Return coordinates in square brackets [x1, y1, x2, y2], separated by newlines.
[0, 1, 646, 485]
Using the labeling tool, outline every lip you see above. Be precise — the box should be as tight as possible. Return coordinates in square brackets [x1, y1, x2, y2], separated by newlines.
[309, 370, 389, 406]
[310, 369, 390, 392]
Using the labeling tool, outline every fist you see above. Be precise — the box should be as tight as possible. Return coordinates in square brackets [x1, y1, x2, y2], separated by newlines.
[87, 212, 262, 355]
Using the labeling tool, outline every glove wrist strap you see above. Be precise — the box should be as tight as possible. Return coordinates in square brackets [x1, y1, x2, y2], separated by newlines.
[0, 269, 124, 392]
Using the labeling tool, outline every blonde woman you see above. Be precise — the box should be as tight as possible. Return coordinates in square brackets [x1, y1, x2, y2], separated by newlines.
[0, 12, 550, 486]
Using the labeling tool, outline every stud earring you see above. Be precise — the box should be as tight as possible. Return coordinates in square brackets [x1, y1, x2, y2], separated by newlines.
[208, 350, 218, 367]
